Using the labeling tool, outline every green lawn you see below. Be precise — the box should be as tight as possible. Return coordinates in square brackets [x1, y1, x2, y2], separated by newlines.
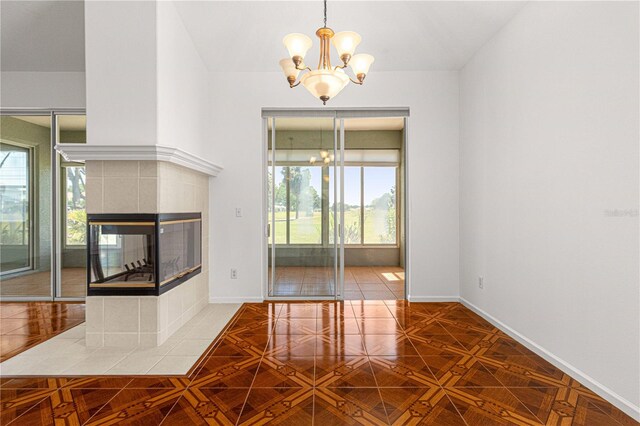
[273, 208, 395, 244]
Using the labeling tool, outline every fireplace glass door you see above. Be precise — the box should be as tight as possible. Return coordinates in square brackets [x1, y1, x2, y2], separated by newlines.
[89, 221, 156, 289]
[159, 218, 202, 285]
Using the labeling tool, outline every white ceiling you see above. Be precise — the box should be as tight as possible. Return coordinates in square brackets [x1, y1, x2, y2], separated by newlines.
[175, 1, 527, 72]
[0, 1, 526, 73]
[0, 0, 85, 72]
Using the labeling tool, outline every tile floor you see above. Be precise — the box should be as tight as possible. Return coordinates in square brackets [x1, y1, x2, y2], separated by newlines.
[0, 304, 240, 376]
[1, 300, 636, 425]
[0, 302, 85, 362]
[272, 266, 405, 300]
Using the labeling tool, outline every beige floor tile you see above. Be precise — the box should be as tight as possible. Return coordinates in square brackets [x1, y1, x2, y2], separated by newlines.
[147, 355, 199, 375]
[107, 353, 165, 374]
[166, 339, 212, 356]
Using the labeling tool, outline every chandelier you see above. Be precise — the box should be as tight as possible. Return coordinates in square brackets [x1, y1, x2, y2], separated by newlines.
[279, 0, 375, 105]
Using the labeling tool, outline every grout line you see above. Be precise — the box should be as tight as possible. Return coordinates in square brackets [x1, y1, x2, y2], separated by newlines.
[234, 303, 281, 426]
[158, 391, 186, 426]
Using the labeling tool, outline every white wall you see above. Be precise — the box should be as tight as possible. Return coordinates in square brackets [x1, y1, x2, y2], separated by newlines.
[156, 1, 209, 159]
[84, 1, 210, 160]
[208, 70, 460, 303]
[460, 1, 639, 417]
[84, 1, 157, 146]
[0, 71, 85, 108]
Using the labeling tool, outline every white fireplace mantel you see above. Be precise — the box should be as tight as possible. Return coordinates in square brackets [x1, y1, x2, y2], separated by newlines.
[55, 144, 223, 177]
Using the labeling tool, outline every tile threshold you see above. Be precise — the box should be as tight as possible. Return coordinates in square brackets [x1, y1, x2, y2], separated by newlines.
[0, 303, 241, 376]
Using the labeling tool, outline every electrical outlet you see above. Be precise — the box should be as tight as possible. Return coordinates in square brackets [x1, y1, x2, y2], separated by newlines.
[478, 276, 484, 289]
[235, 208, 242, 217]
[231, 269, 238, 279]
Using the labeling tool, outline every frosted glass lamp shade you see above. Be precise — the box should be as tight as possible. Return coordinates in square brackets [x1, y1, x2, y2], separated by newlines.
[349, 54, 375, 76]
[283, 33, 312, 59]
[300, 69, 349, 103]
[332, 31, 361, 59]
[279, 58, 300, 80]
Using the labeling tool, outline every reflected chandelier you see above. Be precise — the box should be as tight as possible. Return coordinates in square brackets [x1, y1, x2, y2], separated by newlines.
[279, 0, 375, 105]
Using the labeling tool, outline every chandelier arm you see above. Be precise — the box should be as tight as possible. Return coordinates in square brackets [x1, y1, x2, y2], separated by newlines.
[333, 64, 348, 71]
[289, 81, 301, 88]
[296, 65, 313, 72]
[348, 76, 363, 85]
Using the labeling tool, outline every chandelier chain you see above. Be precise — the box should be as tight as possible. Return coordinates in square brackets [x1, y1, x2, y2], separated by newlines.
[323, 0, 327, 28]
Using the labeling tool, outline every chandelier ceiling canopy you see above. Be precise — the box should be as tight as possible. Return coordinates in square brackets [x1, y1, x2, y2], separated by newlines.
[279, 0, 375, 105]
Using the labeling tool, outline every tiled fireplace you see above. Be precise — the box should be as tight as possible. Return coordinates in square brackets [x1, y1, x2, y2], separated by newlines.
[84, 160, 210, 347]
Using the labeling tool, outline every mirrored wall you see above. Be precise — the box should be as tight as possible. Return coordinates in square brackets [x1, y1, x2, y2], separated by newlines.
[0, 111, 87, 300]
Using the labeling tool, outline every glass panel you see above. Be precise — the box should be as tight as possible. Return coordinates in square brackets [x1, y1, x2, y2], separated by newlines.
[267, 119, 274, 295]
[158, 219, 202, 285]
[273, 165, 287, 244]
[341, 116, 405, 301]
[0, 143, 30, 272]
[268, 116, 336, 298]
[289, 165, 322, 244]
[330, 166, 360, 244]
[64, 166, 86, 247]
[89, 222, 155, 286]
[58, 114, 87, 297]
[363, 167, 397, 244]
[0, 115, 52, 297]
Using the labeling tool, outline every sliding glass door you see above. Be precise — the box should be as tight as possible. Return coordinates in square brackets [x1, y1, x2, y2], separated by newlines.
[264, 110, 408, 301]
[0, 115, 53, 298]
[267, 116, 340, 298]
[0, 111, 86, 300]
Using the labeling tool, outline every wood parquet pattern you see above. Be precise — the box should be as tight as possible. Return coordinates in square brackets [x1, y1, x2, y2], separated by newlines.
[0, 302, 85, 362]
[0, 301, 637, 425]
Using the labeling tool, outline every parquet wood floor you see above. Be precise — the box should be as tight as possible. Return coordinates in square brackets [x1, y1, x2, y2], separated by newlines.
[1, 301, 636, 425]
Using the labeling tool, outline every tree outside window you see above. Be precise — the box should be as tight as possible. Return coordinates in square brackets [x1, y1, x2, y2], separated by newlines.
[65, 166, 86, 246]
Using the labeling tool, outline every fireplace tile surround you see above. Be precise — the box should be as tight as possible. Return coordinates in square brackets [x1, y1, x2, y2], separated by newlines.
[84, 160, 210, 347]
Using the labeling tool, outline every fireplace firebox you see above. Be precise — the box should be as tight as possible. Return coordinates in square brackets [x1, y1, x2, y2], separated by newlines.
[87, 213, 202, 296]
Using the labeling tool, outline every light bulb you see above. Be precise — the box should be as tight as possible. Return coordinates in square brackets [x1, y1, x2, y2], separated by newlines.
[320, 150, 328, 158]
[309, 156, 317, 164]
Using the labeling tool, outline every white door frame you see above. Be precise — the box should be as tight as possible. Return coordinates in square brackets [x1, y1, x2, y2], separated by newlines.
[261, 107, 410, 301]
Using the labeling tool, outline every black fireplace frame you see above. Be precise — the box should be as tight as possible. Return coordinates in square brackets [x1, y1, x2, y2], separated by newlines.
[86, 212, 202, 296]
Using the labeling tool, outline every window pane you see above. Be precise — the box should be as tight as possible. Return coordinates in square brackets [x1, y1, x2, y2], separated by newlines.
[363, 167, 396, 244]
[0, 143, 30, 271]
[329, 166, 361, 244]
[289, 166, 321, 244]
[273, 166, 287, 244]
[65, 166, 86, 245]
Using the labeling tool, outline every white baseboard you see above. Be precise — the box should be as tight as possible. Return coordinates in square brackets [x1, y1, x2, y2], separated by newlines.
[459, 297, 640, 422]
[408, 295, 460, 302]
[208, 296, 263, 304]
